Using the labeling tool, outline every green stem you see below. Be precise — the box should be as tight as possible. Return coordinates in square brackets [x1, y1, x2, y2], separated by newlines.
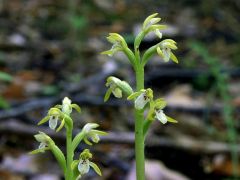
[143, 120, 153, 138]
[135, 65, 145, 180]
[66, 127, 73, 180]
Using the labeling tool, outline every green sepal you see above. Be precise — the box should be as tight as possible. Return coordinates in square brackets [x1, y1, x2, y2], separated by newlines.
[145, 25, 167, 34]
[161, 39, 177, 45]
[146, 101, 155, 120]
[54, 104, 62, 109]
[71, 160, 79, 170]
[101, 50, 113, 55]
[155, 98, 167, 109]
[34, 131, 53, 144]
[127, 90, 144, 100]
[72, 131, 85, 151]
[90, 162, 102, 176]
[104, 88, 112, 102]
[167, 116, 178, 123]
[48, 107, 62, 116]
[119, 80, 133, 96]
[157, 47, 163, 57]
[29, 147, 50, 155]
[134, 31, 145, 52]
[145, 88, 153, 100]
[91, 130, 108, 136]
[71, 104, 81, 113]
[38, 116, 50, 125]
[56, 118, 65, 132]
[161, 42, 177, 50]
[170, 52, 178, 63]
[142, 13, 158, 29]
[72, 160, 81, 180]
[105, 76, 133, 101]
[84, 137, 93, 146]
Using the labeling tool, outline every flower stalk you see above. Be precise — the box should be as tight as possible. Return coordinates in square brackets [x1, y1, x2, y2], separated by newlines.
[102, 13, 179, 180]
[135, 65, 145, 180]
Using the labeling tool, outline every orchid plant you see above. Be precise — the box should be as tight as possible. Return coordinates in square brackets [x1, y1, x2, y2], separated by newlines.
[30, 97, 107, 180]
[102, 13, 178, 180]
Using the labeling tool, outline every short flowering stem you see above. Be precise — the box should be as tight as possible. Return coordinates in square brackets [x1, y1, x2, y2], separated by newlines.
[135, 65, 145, 180]
[66, 126, 73, 180]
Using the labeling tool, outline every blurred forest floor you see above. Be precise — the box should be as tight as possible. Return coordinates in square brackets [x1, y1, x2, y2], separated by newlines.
[0, 0, 240, 179]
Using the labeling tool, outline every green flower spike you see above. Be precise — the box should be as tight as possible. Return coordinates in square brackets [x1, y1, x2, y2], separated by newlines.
[38, 97, 81, 132]
[147, 98, 178, 124]
[104, 76, 133, 102]
[101, 33, 128, 57]
[142, 13, 167, 39]
[82, 123, 108, 145]
[157, 39, 178, 63]
[128, 88, 153, 110]
[29, 132, 52, 154]
[72, 149, 102, 179]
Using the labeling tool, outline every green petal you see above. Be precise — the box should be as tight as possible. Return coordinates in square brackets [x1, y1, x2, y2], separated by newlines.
[166, 116, 178, 123]
[84, 137, 93, 146]
[29, 147, 49, 155]
[143, 13, 158, 29]
[48, 107, 62, 116]
[92, 130, 108, 136]
[127, 91, 143, 100]
[147, 25, 167, 34]
[104, 88, 112, 102]
[101, 50, 113, 56]
[56, 118, 65, 132]
[146, 101, 155, 120]
[162, 39, 177, 44]
[157, 47, 163, 57]
[54, 104, 62, 109]
[170, 53, 178, 63]
[90, 162, 102, 176]
[71, 160, 79, 170]
[71, 104, 81, 113]
[38, 116, 50, 125]
[155, 98, 167, 109]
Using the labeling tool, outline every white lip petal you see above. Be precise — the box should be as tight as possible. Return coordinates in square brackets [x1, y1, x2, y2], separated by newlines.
[49, 116, 58, 130]
[162, 48, 171, 62]
[135, 93, 149, 110]
[78, 159, 90, 175]
[62, 97, 72, 114]
[38, 142, 47, 149]
[155, 110, 167, 124]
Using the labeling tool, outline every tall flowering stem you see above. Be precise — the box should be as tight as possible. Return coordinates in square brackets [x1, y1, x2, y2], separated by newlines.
[135, 65, 145, 180]
[102, 13, 178, 180]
